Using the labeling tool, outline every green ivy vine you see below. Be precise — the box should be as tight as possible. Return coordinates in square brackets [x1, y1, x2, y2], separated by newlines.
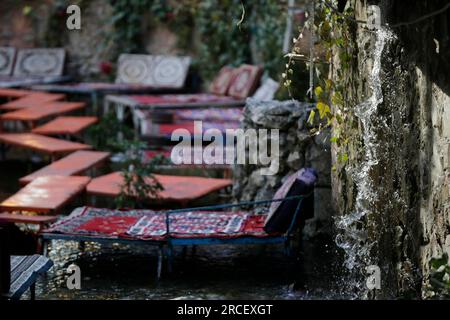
[285, 1, 356, 166]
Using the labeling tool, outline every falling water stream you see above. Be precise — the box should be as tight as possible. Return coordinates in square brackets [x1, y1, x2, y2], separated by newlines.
[335, 27, 394, 297]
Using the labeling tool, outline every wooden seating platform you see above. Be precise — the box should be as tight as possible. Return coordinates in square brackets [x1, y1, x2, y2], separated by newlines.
[86, 172, 231, 205]
[0, 92, 66, 111]
[19, 150, 110, 185]
[31, 116, 98, 136]
[0, 175, 91, 214]
[0, 133, 91, 159]
[0, 102, 86, 127]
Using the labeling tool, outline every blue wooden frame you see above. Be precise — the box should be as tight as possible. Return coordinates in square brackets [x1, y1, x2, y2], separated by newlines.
[40, 193, 311, 279]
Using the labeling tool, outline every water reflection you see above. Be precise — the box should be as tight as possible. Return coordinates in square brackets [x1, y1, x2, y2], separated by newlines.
[32, 237, 343, 300]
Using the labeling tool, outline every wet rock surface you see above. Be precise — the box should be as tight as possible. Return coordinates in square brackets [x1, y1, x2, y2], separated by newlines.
[332, 0, 450, 299]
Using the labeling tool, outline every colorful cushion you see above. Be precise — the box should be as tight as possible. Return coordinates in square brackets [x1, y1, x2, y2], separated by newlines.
[13, 48, 65, 77]
[264, 168, 317, 234]
[252, 77, 280, 101]
[149, 55, 191, 88]
[209, 66, 236, 95]
[114, 54, 192, 88]
[0, 47, 16, 76]
[227, 64, 263, 99]
[44, 207, 270, 240]
[8, 255, 53, 300]
[44, 206, 155, 238]
[115, 54, 153, 84]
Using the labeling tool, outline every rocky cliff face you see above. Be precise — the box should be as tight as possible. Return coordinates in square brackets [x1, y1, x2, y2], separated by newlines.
[332, 0, 450, 298]
[233, 98, 333, 237]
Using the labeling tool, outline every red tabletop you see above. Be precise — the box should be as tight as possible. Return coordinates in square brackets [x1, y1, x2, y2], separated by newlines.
[86, 172, 231, 203]
[0, 89, 33, 99]
[31, 116, 97, 135]
[19, 150, 110, 185]
[0, 175, 91, 214]
[0, 92, 66, 110]
[0, 133, 91, 156]
[0, 102, 86, 122]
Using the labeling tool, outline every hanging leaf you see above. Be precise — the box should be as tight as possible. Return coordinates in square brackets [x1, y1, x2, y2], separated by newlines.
[314, 86, 323, 99]
[317, 102, 331, 119]
[308, 109, 316, 125]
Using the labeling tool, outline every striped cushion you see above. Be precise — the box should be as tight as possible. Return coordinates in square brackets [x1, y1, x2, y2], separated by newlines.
[7, 255, 53, 300]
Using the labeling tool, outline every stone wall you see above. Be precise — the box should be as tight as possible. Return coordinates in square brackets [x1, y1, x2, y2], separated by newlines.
[331, 0, 450, 298]
[0, 0, 114, 79]
[232, 98, 333, 237]
[0, 0, 183, 79]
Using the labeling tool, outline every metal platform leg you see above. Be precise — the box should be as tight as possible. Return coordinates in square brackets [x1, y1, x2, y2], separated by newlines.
[79, 241, 86, 252]
[42, 240, 49, 257]
[156, 245, 163, 281]
[30, 283, 35, 300]
[36, 237, 43, 254]
[166, 243, 174, 273]
[181, 246, 188, 260]
[284, 238, 293, 257]
[0, 143, 7, 160]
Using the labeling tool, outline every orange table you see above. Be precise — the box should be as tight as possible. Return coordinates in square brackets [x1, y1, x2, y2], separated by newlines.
[0, 92, 66, 111]
[19, 150, 110, 185]
[0, 213, 57, 230]
[0, 133, 91, 160]
[1, 102, 86, 128]
[0, 89, 33, 99]
[0, 175, 91, 214]
[87, 172, 231, 204]
[32, 116, 98, 136]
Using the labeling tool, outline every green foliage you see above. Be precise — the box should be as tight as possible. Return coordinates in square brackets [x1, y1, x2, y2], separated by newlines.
[192, 0, 289, 81]
[86, 112, 134, 152]
[104, 0, 289, 83]
[192, 0, 251, 80]
[285, 1, 356, 165]
[115, 139, 165, 209]
[276, 60, 310, 101]
[106, 0, 156, 57]
[248, 1, 286, 78]
[23, 0, 89, 47]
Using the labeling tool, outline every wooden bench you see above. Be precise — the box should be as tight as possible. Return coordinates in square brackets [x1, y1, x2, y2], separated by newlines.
[86, 172, 231, 206]
[19, 150, 110, 185]
[0, 92, 66, 111]
[0, 102, 86, 129]
[0, 175, 91, 214]
[0, 133, 91, 161]
[31, 116, 98, 136]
